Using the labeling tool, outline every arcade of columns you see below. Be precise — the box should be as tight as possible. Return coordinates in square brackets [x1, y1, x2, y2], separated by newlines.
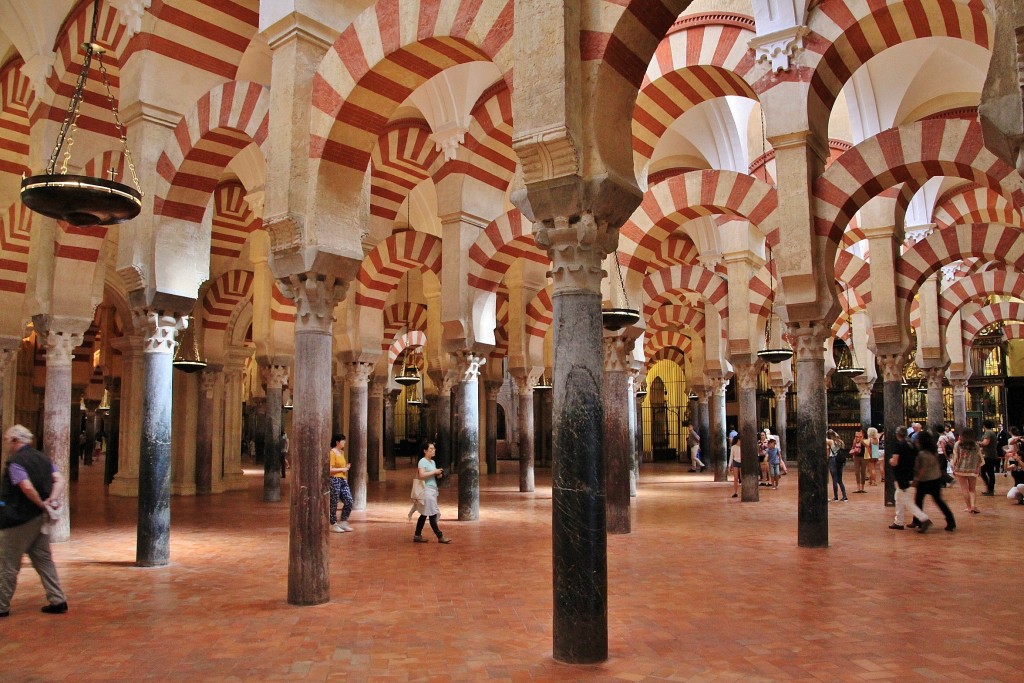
[1, 0, 1023, 664]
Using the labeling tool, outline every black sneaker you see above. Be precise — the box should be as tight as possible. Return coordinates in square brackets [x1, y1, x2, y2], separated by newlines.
[888, 524, 904, 530]
[413, 536, 429, 543]
[41, 602, 68, 614]
[917, 520, 933, 534]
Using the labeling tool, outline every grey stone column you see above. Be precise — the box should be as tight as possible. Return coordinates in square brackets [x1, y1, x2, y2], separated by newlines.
[628, 366, 640, 497]
[436, 380, 454, 478]
[484, 380, 501, 475]
[104, 379, 121, 486]
[38, 327, 84, 542]
[697, 389, 710, 462]
[384, 388, 399, 470]
[707, 378, 729, 482]
[734, 361, 760, 502]
[924, 367, 946, 428]
[346, 362, 373, 510]
[262, 364, 288, 503]
[511, 368, 541, 492]
[791, 323, 830, 548]
[853, 376, 874, 428]
[109, 335, 144, 496]
[195, 369, 218, 495]
[878, 354, 905, 507]
[951, 379, 968, 433]
[772, 384, 790, 460]
[134, 309, 186, 566]
[603, 336, 631, 534]
[221, 360, 248, 491]
[367, 378, 385, 482]
[278, 274, 345, 606]
[536, 213, 610, 664]
[455, 353, 484, 521]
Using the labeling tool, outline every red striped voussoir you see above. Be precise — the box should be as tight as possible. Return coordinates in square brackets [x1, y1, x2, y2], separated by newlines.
[642, 264, 729, 322]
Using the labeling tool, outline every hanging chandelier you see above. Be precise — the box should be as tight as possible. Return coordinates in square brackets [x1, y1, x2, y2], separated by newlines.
[533, 374, 552, 391]
[602, 252, 640, 331]
[636, 381, 648, 399]
[757, 246, 794, 364]
[172, 316, 206, 373]
[395, 348, 421, 386]
[20, 0, 142, 227]
[836, 284, 864, 376]
[406, 380, 423, 406]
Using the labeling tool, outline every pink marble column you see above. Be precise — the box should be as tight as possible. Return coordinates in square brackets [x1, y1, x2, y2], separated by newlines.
[510, 368, 541, 492]
[367, 378, 385, 482]
[262, 364, 289, 502]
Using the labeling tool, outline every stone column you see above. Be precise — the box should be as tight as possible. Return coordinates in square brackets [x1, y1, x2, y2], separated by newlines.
[628, 366, 640, 498]
[772, 384, 790, 460]
[484, 380, 502, 475]
[733, 361, 760, 502]
[221, 359, 248, 491]
[511, 368, 541, 492]
[262, 364, 289, 503]
[706, 378, 729, 482]
[110, 335, 144, 496]
[384, 388, 400, 470]
[0, 344, 18, 437]
[697, 390, 710, 464]
[951, 379, 968, 433]
[878, 353, 905, 507]
[535, 213, 611, 664]
[455, 353, 484, 521]
[104, 379, 121, 486]
[603, 336, 632, 533]
[367, 378, 385, 482]
[134, 309, 186, 566]
[39, 327, 83, 542]
[195, 369, 218, 495]
[279, 274, 345, 606]
[924, 367, 946, 429]
[436, 374, 456, 485]
[346, 361, 373, 509]
[791, 323, 830, 548]
[853, 376, 874, 428]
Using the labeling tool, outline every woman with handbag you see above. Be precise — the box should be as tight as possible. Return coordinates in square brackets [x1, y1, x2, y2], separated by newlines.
[414, 441, 451, 544]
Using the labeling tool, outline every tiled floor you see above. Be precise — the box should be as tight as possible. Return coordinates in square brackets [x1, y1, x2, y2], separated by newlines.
[3, 459, 1022, 681]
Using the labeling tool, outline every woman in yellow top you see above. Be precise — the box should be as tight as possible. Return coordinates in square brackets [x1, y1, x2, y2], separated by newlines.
[329, 433, 354, 532]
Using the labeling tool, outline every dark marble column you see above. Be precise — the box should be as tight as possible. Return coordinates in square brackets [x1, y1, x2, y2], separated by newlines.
[603, 336, 631, 534]
[367, 378, 384, 482]
[511, 368, 541, 492]
[537, 213, 609, 665]
[696, 388, 710, 463]
[791, 323, 830, 548]
[262, 364, 288, 503]
[734, 362, 760, 502]
[627, 367, 640, 498]
[707, 377, 729, 482]
[195, 369, 218, 495]
[104, 380, 121, 486]
[924, 367, 946, 429]
[38, 326, 83, 542]
[772, 384, 790, 461]
[455, 353, 483, 521]
[951, 379, 968, 433]
[484, 380, 501, 475]
[436, 380, 453, 483]
[279, 274, 344, 606]
[384, 389, 400, 470]
[346, 362, 373, 510]
[134, 310, 185, 566]
[878, 354, 905, 508]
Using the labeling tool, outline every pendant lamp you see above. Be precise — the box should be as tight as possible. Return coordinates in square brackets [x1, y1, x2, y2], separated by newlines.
[533, 374, 552, 391]
[20, 0, 142, 226]
[172, 316, 206, 373]
[757, 246, 794, 364]
[602, 253, 640, 331]
[836, 285, 864, 376]
[635, 382, 648, 399]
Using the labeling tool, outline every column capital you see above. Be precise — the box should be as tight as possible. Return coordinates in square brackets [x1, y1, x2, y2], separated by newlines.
[345, 361, 374, 387]
[706, 376, 730, 397]
[454, 352, 485, 383]
[440, 371, 459, 396]
[261, 364, 290, 390]
[876, 353, 906, 383]
[771, 384, 790, 402]
[534, 212, 617, 294]
[40, 329, 83, 367]
[369, 377, 386, 399]
[603, 335, 632, 372]
[276, 273, 347, 333]
[924, 366, 947, 390]
[786, 321, 828, 361]
[852, 376, 875, 399]
[950, 378, 969, 396]
[732, 360, 761, 390]
[509, 367, 543, 396]
[132, 309, 186, 355]
[485, 380, 502, 401]
[199, 370, 219, 396]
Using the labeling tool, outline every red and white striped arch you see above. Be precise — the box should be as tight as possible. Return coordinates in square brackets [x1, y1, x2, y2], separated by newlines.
[961, 302, 1024, 347]
[211, 181, 260, 264]
[804, 0, 991, 135]
[382, 301, 429, 352]
[814, 119, 1024, 247]
[271, 284, 296, 324]
[370, 119, 440, 222]
[0, 202, 32, 294]
[938, 269, 1024, 329]
[647, 304, 705, 337]
[896, 224, 1024, 302]
[644, 330, 692, 371]
[310, 0, 514, 172]
[525, 286, 552, 340]
[834, 250, 873, 306]
[355, 230, 442, 309]
[388, 330, 428, 370]
[642, 264, 729, 323]
[492, 285, 509, 357]
[932, 184, 1024, 230]
[445, 81, 516, 194]
[0, 58, 31, 182]
[154, 81, 270, 223]
[467, 209, 546, 292]
[621, 170, 779, 270]
[1000, 324, 1024, 343]
[202, 269, 254, 332]
[649, 234, 700, 272]
[746, 266, 773, 323]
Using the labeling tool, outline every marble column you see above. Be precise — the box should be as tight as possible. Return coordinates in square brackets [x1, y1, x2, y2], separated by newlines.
[367, 378, 385, 482]
[734, 362, 760, 502]
[853, 376, 874, 428]
[772, 384, 790, 460]
[135, 309, 185, 567]
[455, 353, 484, 521]
[878, 354, 905, 508]
[924, 367, 946, 429]
[630, 386, 641, 497]
[791, 323, 830, 548]
[536, 213, 609, 664]
[384, 388, 400, 470]
[110, 335, 144, 496]
[511, 368, 541, 492]
[951, 379, 968, 433]
[436, 374, 455, 486]
[484, 380, 501, 475]
[221, 359, 248, 491]
[345, 362, 373, 509]
[262, 364, 288, 503]
[697, 391, 710, 465]
[603, 336, 632, 533]
[195, 369, 218, 495]
[39, 327, 83, 542]
[0, 345, 17, 437]
[627, 366, 640, 499]
[279, 274, 344, 606]
[104, 380, 121, 486]
[707, 378, 729, 482]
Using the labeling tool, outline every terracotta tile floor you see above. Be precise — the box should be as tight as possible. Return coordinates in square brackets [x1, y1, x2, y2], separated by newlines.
[3, 459, 1022, 681]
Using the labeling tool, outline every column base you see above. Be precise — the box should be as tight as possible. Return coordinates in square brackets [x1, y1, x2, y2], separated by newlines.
[108, 475, 139, 497]
[221, 471, 248, 491]
[172, 482, 197, 496]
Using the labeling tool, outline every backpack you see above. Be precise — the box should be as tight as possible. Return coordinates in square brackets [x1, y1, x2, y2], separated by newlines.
[834, 447, 849, 466]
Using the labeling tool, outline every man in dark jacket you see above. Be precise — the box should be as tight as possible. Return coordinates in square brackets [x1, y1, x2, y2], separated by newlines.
[888, 426, 927, 530]
[0, 424, 68, 617]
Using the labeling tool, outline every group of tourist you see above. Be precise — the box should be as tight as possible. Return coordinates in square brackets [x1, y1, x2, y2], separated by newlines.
[728, 429, 785, 497]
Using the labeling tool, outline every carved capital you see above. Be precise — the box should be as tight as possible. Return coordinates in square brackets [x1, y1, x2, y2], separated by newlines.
[950, 379, 969, 397]
[43, 330, 83, 367]
[733, 362, 760, 391]
[707, 376, 730, 397]
[440, 371, 459, 396]
[110, 0, 153, 36]
[749, 25, 809, 73]
[510, 367, 543, 396]
[771, 385, 790, 402]
[369, 378, 386, 399]
[346, 361, 374, 387]
[455, 353, 485, 383]
[924, 366, 947, 390]
[199, 370, 219, 397]
[877, 353, 906, 384]
[277, 273, 346, 333]
[133, 309, 185, 355]
[853, 376, 875, 400]
[603, 335, 631, 372]
[262, 364, 290, 390]
[485, 380, 502, 401]
[534, 212, 617, 294]
[787, 321, 829, 361]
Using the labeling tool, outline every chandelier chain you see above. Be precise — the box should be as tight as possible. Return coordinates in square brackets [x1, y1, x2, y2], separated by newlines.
[96, 53, 143, 195]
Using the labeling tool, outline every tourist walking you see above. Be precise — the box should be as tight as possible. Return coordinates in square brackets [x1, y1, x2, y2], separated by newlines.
[866, 426, 881, 486]
[888, 426, 927, 530]
[952, 427, 983, 514]
[827, 429, 848, 501]
[729, 435, 742, 498]
[913, 431, 956, 532]
[766, 438, 781, 489]
[328, 433, 354, 533]
[414, 441, 451, 543]
[979, 419, 1000, 496]
[687, 429, 704, 471]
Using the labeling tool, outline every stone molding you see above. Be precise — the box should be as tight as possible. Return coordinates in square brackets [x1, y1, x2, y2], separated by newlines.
[534, 213, 617, 294]
[264, 214, 304, 257]
[876, 353, 906, 383]
[512, 125, 579, 184]
[132, 309, 184, 355]
[749, 25, 809, 73]
[277, 273, 346, 333]
[345, 361, 374, 387]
